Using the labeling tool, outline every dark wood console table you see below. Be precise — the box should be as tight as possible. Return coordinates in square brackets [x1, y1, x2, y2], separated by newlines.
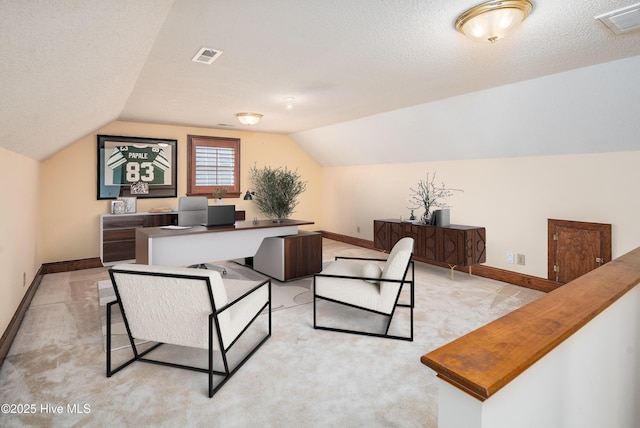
[374, 219, 486, 278]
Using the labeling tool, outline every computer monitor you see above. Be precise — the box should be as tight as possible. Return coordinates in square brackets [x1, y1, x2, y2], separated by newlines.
[202, 205, 236, 227]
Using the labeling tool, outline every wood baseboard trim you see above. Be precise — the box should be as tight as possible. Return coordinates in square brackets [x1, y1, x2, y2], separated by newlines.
[465, 264, 560, 293]
[0, 266, 44, 369]
[40, 257, 103, 274]
[320, 230, 377, 251]
[0, 257, 104, 369]
[320, 231, 560, 293]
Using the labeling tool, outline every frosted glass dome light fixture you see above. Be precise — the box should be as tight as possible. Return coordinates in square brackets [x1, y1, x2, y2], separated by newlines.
[455, 0, 533, 43]
[235, 112, 263, 125]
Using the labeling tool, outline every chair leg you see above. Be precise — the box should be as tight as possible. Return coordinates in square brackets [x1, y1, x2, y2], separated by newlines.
[106, 301, 137, 377]
[204, 264, 227, 274]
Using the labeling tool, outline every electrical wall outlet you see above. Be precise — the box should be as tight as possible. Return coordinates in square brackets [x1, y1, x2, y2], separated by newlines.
[517, 254, 526, 265]
[506, 253, 515, 264]
[356, 226, 361, 233]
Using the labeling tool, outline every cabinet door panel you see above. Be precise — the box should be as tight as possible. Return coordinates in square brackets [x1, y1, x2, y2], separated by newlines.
[103, 215, 145, 229]
[466, 228, 487, 265]
[423, 225, 437, 261]
[390, 222, 403, 249]
[103, 229, 136, 242]
[103, 242, 136, 262]
[283, 233, 322, 279]
[404, 224, 425, 259]
[374, 221, 390, 251]
[441, 229, 463, 265]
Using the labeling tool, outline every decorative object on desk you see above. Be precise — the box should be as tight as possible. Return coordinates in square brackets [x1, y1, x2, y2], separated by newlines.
[213, 187, 227, 204]
[130, 181, 149, 195]
[249, 164, 307, 222]
[117, 197, 137, 214]
[408, 172, 462, 224]
[97, 134, 177, 200]
[110, 200, 125, 214]
[409, 209, 416, 220]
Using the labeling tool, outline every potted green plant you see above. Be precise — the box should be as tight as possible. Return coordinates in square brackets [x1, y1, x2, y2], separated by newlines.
[249, 164, 307, 221]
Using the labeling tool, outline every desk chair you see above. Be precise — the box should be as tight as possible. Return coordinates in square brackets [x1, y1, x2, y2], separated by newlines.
[178, 196, 208, 226]
[178, 196, 226, 274]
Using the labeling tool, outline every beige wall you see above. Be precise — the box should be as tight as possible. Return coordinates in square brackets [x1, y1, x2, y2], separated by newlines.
[322, 151, 640, 278]
[40, 121, 323, 263]
[5, 116, 638, 337]
[0, 147, 41, 334]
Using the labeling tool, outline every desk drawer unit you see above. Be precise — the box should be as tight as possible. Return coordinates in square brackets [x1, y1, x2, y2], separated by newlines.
[253, 231, 322, 281]
[100, 213, 177, 263]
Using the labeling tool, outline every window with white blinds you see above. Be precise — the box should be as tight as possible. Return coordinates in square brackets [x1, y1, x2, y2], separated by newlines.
[195, 146, 235, 186]
[187, 135, 240, 197]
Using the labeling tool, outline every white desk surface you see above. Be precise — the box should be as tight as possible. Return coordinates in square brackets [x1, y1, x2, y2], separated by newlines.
[136, 219, 313, 238]
[135, 219, 314, 266]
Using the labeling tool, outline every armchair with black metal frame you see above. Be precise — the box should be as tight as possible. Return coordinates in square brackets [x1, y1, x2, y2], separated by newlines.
[312, 237, 415, 341]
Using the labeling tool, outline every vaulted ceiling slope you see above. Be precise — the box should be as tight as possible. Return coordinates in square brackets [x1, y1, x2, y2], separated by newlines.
[1, 0, 640, 162]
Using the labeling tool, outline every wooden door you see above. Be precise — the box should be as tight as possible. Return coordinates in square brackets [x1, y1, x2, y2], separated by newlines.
[548, 219, 612, 284]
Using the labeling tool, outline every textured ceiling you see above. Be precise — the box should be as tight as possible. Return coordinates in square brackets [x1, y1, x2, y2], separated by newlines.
[1, 0, 640, 161]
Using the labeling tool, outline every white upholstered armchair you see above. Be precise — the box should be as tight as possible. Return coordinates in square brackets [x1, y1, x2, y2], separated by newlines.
[106, 263, 271, 397]
[313, 237, 415, 341]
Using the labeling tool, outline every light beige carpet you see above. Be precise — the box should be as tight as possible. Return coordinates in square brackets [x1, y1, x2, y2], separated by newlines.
[0, 240, 544, 427]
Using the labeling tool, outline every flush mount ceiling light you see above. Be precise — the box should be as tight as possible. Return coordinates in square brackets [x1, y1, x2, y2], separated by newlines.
[284, 97, 295, 110]
[235, 112, 263, 125]
[455, 0, 533, 43]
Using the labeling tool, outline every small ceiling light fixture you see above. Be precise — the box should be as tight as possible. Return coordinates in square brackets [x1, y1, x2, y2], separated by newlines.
[235, 112, 263, 125]
[455, 0, 533, 43]
[284, 97, 295, 110]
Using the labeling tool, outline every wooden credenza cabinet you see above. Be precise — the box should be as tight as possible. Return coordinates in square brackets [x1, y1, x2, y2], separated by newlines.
[100, 212, 178, 263]
[374, 219, 486, 269]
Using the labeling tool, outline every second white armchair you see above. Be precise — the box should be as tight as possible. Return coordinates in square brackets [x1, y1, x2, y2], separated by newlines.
[313, 237, 415, 340]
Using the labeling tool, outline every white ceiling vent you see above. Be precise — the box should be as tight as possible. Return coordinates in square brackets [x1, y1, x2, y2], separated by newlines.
[191, 47, 222, 64]
[596, 3, 640, 34]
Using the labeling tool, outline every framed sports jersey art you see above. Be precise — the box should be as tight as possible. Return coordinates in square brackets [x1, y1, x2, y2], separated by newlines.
[97, 135, 177, 200]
